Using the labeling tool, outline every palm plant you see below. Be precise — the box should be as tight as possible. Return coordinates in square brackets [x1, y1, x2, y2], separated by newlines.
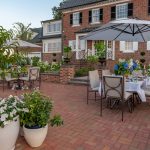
[11, 22, 33, 41]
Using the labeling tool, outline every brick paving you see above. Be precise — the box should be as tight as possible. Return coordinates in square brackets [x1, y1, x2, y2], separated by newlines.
[1, 82, 150, 150]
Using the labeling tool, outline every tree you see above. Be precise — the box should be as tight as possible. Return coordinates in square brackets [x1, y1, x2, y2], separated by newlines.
[52, 0, 66, 19]
[11, 22, 33, 41]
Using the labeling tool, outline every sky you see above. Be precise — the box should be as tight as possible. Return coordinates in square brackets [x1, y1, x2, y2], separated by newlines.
[0, 0, 62, 30]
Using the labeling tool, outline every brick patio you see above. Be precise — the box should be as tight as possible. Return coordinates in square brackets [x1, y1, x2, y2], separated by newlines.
[1, 82, 150, 150]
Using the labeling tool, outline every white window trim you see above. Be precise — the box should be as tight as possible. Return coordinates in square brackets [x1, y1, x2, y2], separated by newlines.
[120, 41, 138, 53]
[116, 3, 128, 20]
[91, 8, 100, 24]
[72, 12, 80, 26]
[47, 22, 61, 34]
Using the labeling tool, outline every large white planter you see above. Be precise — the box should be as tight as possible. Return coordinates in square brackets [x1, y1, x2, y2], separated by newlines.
[0, 117, 20, 150]
[23, 124, 48, 147]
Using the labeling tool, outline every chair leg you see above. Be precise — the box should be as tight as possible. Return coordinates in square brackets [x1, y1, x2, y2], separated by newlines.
[100, 94, 103, 116]
[87, 86, 89, 104]
[121, 100, 124, 122]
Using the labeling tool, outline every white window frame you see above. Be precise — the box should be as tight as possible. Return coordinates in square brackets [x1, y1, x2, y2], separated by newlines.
[116, 3, 128, 20]
[47, 22, 61, 34]
[120, 41, 138, 53]
[73, 12, 80, 26]
[69, 40, 76, 51]
[92, 9, 100, 24]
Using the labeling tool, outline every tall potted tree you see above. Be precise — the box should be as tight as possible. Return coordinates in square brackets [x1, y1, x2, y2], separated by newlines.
[94, 41, 106, 66]
[63, 46, 72, 64]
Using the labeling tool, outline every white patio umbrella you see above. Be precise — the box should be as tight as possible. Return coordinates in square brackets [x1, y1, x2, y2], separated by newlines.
[82, 19, 150, 42]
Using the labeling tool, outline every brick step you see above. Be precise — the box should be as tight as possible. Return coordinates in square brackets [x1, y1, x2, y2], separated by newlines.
[69, 76, 88, 85]
[68, 80, 88, 85]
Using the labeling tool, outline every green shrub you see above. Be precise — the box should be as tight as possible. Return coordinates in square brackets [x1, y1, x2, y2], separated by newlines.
[20, 91, 63, 128]
[86, 55, 98, 63]
[75, 67, 94, 77]
[32, 56, 40, 66]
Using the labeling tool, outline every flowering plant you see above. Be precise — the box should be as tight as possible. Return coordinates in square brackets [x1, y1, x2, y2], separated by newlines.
[114, 59, 140, 75]
[0, 95, 28, 128]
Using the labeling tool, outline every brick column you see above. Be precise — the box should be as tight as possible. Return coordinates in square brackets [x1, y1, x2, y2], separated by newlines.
[60, 65, 75, 84]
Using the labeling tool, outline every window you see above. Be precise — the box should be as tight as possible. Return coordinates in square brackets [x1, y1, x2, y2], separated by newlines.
[92, 9, 100, 23]
[125, 42, 133, 51]
[120, 41, 138, 53]
[116, 3, 128, 19]
[73, 12, 80, 25]
[47, 22, 61, 33]
[47, 42, 61, 52]
[69, 40, 76, 51]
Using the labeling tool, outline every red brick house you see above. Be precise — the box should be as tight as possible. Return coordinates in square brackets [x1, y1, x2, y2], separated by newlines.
[60, 0, 150, 70]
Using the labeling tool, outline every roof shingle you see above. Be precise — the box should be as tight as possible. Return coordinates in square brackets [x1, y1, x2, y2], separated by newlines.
[60, 0, 107, 10]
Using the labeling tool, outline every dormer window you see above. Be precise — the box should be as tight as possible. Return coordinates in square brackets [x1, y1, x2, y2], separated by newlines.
[47, 22, 61, 33]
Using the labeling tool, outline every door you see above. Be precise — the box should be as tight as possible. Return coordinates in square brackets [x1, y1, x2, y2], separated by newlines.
[106, 41, 115, 60]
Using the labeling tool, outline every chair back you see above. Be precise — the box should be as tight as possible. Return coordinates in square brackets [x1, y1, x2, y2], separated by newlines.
[89, 70, 100, 89]
[28, 67, 40, 80]
[103, 75, 124, 99]
[102, 69, 111, 77]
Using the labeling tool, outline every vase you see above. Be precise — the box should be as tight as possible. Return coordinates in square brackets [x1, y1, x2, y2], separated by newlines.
[23, 124, 48, 147]
[0, 117, 20, 150]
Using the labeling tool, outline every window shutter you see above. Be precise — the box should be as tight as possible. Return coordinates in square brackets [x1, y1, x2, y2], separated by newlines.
[133, 42, 138, 51]
[120, 41, 125, 51]
[128, 3, 133, 17]
[99, 9, 103, 21]
[148, 0, 150, 14]
[147, 41, 150, 50]
[111, 6, 116, 20]
[89, 10, 92, 23]
[79, 12, 82, 24]
[70, 14, 73, 25]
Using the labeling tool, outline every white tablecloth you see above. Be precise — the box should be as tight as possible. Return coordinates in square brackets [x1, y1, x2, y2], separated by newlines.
[125, 81, 146, 102]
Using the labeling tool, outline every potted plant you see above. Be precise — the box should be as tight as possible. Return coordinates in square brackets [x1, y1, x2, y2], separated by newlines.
[94, 41, 106, 65]
[0, 95, 26, 150]
[63, 46, 72, 64]
[20, 91, 63, 148]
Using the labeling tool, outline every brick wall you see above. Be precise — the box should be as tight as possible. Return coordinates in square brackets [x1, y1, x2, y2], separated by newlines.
[43, 53, 62, 63]
[62, 0, 150, 71]
[40, 73, 60, 82]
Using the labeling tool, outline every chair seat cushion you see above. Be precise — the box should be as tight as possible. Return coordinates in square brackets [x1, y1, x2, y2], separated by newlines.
[19, 77, 29, 81]
[6, 78, 17, 81]
[92, 86, 99, 91]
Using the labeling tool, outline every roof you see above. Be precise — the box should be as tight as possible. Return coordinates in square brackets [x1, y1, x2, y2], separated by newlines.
[41, 19, 61, 23]
[30, 27, 42, 44]
[60, 0, 107, 10]
[75, 25, 102, 33]
[41, 34, 62, 39]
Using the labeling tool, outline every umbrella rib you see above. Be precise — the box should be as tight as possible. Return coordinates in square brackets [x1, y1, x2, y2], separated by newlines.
[114, 24, 130, 40]
[134, 25, 148, 34]
[139, 25, 150, 32]
[135, 24, 145, 42]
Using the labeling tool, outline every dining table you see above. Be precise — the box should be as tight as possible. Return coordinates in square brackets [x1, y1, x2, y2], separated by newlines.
[98, 75, 149, 102]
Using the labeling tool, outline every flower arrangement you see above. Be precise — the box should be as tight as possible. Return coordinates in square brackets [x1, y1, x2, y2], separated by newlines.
[114, 59, 140, 75]
[0, 95, 27, 128]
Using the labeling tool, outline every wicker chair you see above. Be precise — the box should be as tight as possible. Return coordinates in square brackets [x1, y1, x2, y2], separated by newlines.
[19, 67, 41, 89]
